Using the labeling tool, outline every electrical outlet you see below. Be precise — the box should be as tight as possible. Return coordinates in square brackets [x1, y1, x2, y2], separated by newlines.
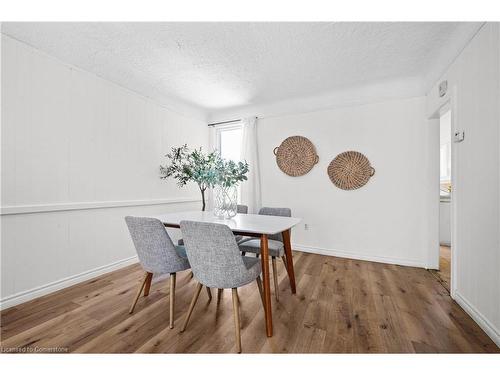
[304, 223, 309, 231]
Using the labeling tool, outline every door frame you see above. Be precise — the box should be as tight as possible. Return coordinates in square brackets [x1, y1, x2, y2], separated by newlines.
[428, 85, 458, 298]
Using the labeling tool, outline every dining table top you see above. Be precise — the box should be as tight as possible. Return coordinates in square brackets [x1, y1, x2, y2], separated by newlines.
[151, 210, 301, 235]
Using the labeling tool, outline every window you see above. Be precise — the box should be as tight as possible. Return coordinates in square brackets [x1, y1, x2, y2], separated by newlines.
[216, 124, 243, 162]
[215, 123, 243, 202]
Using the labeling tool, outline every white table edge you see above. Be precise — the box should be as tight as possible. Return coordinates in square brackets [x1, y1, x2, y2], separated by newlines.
[151, 211, 302, 236]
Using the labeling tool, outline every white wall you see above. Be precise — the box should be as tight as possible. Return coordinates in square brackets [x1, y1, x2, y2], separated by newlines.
[0, 35, 208, 308]
[426, 23, 500, 346]
[257, 96, 436, 268]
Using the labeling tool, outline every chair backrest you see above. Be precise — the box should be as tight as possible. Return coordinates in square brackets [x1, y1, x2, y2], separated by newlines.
[125, 216, 187, 274]
[180, 220, 252, 288]
[258, 207, 292, 242]
[237, 204, 248, 214]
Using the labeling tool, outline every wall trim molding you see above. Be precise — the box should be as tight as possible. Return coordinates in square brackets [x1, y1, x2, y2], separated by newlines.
[0, 255, 139, 310]
[0, 197, 201, 215]
[293, 244, 426, 268]
[454, 292, 500, 348]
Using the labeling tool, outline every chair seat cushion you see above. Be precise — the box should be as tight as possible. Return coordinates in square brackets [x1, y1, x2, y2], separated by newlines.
[236, 236, 251, 245]
[238, 239, 284, 257]
[175, 245, 188, 259]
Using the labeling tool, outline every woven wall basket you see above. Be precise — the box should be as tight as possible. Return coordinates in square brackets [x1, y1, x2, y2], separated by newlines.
[327, 151, 375, 190]
[273, 136, 319, 177]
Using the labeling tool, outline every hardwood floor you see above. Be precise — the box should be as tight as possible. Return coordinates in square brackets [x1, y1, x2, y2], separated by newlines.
[430, 246, 451, 292]
[1, 251, 498, 353]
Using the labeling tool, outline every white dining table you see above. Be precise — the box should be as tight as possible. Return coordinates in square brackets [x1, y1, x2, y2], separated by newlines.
[151, 210, 301, 337]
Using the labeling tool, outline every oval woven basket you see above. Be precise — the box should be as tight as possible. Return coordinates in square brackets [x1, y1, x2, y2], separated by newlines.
[327, 151, 375, 190]
[273, 136, 319, 177]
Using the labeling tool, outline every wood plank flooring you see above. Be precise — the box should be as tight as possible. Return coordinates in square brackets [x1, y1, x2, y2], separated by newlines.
[1, 251, 498, 353]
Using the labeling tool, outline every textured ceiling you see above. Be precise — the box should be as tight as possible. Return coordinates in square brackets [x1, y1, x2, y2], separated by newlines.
[2, 22, 482, 116]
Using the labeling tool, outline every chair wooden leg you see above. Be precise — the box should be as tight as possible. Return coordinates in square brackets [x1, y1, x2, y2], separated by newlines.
[129, 272, 149, 314]
[169, 273, 176, 329]
[256, 276, 265, 308]
[232, 288, 242, 353]
[181, 282, 203, 332]
[272, 257, 279, 302]
[234, 288, 242, 328]
[217, 288, 223, 300]
[206, 286, 212, 301]
[143, 272, 153, 296]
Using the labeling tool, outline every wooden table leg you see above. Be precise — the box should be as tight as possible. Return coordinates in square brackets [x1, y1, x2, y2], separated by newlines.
[260, 234, 273, 337]
[282, 229, 296, 294]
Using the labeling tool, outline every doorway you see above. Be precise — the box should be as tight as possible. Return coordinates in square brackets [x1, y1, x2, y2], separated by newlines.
[430, 108, 452, 292]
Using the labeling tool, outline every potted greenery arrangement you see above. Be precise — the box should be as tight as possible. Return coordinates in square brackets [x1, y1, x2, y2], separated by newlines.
[160, 145, 220, 211]
[213, 158, 249, 218]
[160, 145, 248, 217]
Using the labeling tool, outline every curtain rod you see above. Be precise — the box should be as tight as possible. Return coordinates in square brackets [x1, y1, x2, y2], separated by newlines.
[207, 117, 258, 127]
[207, 119, 241, 127]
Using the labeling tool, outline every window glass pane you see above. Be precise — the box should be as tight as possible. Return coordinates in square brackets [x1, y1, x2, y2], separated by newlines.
[218, 126, 243, 204]
[220, 128, 242, 162]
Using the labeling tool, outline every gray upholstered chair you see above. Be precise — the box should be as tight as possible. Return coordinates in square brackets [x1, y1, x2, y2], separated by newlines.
[238, 207, 292, 302]
[177, 204, 249, 284]
[125, 216, 200, 329]
[236, 204, 248, 214]
[179, 220, 264, 353]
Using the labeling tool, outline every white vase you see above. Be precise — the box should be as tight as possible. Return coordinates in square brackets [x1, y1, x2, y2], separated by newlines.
[214, 185, 238, 219]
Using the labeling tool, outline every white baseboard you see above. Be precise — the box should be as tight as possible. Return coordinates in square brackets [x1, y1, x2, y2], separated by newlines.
[293, 244, 426, 268]
[454, 292, 500, 348]
[0, 255, 139, 310]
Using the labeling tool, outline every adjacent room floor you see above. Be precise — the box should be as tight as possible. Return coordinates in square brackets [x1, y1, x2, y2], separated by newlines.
[1, 251, 498, 353]
[430, 246, 451, 292]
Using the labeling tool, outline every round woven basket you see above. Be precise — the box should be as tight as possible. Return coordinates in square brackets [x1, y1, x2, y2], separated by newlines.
[327, 151, 375, 190]
[273, 136, 319, 177]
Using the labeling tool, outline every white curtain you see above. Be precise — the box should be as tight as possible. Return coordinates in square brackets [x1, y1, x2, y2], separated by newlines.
[206, 125, 218, 211]
[240, 117, 261, 214]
